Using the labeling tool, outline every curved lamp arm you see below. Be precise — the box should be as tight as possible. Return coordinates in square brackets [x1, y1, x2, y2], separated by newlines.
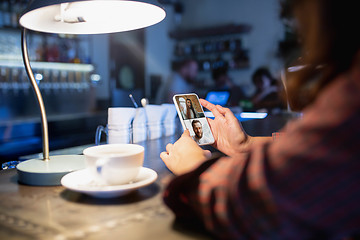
[21, 28, 50, 161]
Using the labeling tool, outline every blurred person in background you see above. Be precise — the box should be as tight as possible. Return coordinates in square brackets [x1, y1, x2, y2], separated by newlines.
[251, 66, 284, 113]
[211, 66, 246, 107]
[156, 59, 199, 103]
[160, 0, 360, 238]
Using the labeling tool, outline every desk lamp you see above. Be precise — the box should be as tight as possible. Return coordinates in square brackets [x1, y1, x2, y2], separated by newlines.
[16, 0, 166, 186]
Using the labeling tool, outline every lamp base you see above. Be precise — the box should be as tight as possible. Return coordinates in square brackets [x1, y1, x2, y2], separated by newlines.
[16, 155, 86, 186]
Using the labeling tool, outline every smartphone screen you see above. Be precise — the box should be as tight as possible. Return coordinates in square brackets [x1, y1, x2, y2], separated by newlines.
[173, 93, 215, 145]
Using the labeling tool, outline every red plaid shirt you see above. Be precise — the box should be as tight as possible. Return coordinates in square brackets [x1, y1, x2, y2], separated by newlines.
[164, 71, 360, 239]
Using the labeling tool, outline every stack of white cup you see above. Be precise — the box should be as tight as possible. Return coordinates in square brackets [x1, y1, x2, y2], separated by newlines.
[161, 104, 178, 136]
[132, 108, 147, 143]
[144, 105, 169, 140]
[95, 107, 136, 145]
[96, 104, 179, 145]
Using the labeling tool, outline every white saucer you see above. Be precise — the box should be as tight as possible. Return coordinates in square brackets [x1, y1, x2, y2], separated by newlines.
[61, 167, 158, 198]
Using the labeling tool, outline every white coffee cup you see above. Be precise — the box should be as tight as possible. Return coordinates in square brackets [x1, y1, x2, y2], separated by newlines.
[83, 144, 144, 185]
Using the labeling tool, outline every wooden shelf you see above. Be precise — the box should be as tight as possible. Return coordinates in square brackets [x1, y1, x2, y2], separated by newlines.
[169, 23, 251, 40]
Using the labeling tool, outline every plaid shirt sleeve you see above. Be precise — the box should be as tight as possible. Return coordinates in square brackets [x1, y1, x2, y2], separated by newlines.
[163, 74, 360, 239]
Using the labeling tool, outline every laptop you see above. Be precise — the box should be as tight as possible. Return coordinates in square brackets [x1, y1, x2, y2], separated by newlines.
[205, 90, 230, 106]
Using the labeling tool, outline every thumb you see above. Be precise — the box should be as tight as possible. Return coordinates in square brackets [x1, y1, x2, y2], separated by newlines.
[204, 150, 212, 159]
[182, 129, 191, 137]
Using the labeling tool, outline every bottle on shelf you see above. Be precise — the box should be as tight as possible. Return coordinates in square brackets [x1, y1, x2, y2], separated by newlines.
[11, 68, 20, 94]
[0, 3, 4, 28]
[19, 68, 30, 93]
[10, 0, 19, 28]
[0, 67, 9, 93]
[1, 1, 11, 28]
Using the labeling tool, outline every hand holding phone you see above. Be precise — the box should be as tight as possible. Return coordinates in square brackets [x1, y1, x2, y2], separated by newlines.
[173, 93, 215, 145]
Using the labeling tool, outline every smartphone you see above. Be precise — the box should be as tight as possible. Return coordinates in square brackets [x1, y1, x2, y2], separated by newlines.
[173, 93, 215, 145]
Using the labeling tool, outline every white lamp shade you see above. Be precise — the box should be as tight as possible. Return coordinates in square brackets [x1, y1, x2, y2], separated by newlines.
[19, 0, 166, 34]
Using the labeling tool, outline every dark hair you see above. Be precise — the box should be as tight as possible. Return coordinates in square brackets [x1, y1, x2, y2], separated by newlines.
[191, 119, 201, 128]
[212, 66, 228, 80]
[251, 67, 275, 86]
[287, 0, 360, 110]
[186, 98, 194, 108]
[185, 98, 197, 119]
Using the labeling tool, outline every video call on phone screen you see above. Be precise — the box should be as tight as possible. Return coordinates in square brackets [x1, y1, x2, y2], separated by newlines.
[175, 94, 214, 145]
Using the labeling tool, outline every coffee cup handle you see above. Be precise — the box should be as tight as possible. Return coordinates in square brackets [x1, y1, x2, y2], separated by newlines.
[95, 125, 107, 145]
[95, 157, 109, 177]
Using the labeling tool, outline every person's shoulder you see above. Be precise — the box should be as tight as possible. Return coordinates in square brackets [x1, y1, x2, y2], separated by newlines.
[299, 71, 360, 130]
[318, 72, 360, 108]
